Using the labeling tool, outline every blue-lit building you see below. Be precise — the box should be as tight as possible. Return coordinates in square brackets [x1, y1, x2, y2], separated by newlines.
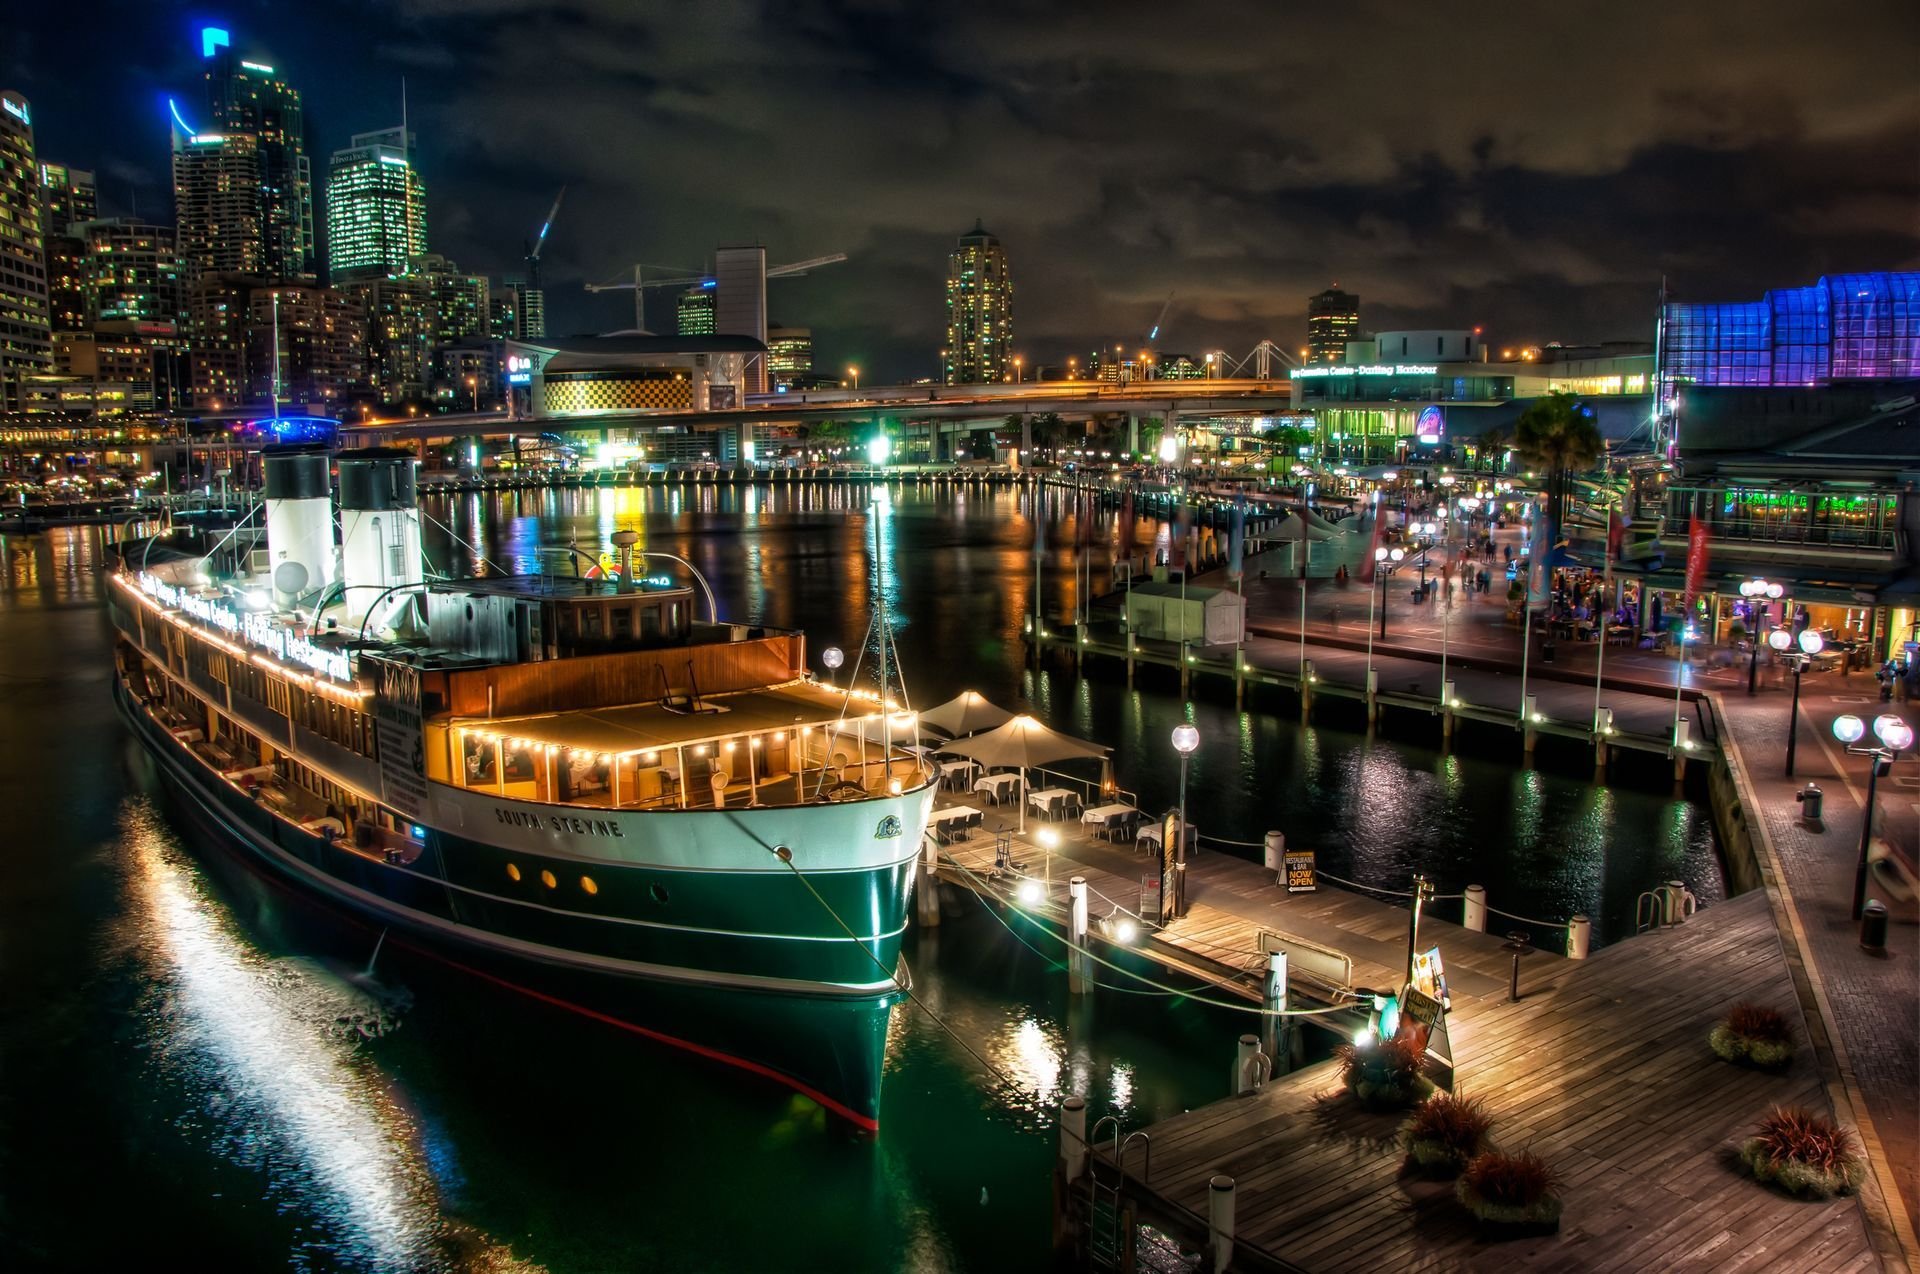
[1661, 272, 1920, 388]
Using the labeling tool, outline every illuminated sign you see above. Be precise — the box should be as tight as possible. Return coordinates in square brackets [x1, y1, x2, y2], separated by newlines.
[138, 572, 352, 682]
[378, 153, 409, 167]
[167, 98, 199, 135]
[240, 60, 275, 73]
[1289, 364, 1439, 379]
[506, 354, 533, 386]
[637, 573, 675, 589]
[2, 97, 28, 126]
[1416, 405, 1446, 445]
[201, 26, 230, 58]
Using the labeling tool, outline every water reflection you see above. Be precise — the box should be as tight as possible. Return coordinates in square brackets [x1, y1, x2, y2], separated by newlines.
[116, 800, 532, 1274]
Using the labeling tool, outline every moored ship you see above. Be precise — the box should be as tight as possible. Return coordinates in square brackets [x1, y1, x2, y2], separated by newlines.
[107, 445, 936, 1128]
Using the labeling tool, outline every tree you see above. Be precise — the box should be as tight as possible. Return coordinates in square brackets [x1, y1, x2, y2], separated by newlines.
[1474, 425, 1510, 473]
[1512, 392, 1602, 530]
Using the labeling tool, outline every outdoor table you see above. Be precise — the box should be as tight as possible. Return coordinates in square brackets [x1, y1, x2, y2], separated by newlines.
[938, 758, 978, 789]
[1081, 803, 1138, 840]
[1136, 819, 1197, 854]
[929, 806, 979, 842]
[973, 773, 1020, 804]
[1027, 787, 1075, 819]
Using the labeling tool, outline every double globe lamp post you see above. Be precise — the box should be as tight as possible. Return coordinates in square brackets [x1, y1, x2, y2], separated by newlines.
[1372, 545, 1406, 640]
[1171, 723, 1199, 920]
[1739, 577, 1784, 695]
[1769, 627, 1825, 777]
[1832, 712, 1912, 920]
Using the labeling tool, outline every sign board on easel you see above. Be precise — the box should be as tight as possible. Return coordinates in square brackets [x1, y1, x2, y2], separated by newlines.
[1284, 849, 1317, 893]
[1402, 945, 1455, 1090]
[1140, 873, 1164, 927]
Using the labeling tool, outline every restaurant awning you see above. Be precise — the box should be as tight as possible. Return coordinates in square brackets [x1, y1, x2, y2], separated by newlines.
[938, 714, 1109, 770]
[919, 690, 1016, 738]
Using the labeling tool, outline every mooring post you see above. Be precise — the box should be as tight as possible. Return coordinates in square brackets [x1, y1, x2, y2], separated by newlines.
[1233, 1033, 1260, 1096]
[1462, 883, 1487, 932]
[1366, 667, 1379, 724]
[1441, 678, 1457, 739]
[1522, 692, 1539, 758]
[916, 836, 942, 928]
[1208, 1175, 1236, 1273]
[1300, 658, 1315, 721]
[1059, 1094, 1088, 1183]
[1262, 950, 1290, 1073]
[1234, 647, 1245, 708]
[1068, 876, 1090, 994]
[1568, 913, 1592, 959]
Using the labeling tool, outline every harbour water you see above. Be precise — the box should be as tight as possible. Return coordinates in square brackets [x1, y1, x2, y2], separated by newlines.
[0, 485, 1720, 1271]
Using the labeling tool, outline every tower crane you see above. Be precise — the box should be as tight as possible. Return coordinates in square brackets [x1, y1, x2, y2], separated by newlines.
[1146, 291, 1174, 344]
[585, 253, 848, 334]
[522, 186, 567, 289]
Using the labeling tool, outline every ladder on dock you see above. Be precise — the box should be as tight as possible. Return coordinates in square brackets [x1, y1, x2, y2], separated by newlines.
[1088, 1117, 1151, 1270]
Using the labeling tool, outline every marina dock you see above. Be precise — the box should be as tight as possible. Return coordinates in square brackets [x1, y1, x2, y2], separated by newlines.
[1066, 890, 1884, 1273]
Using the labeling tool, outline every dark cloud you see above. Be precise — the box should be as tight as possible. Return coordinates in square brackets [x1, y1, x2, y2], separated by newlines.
[13, 0, 1919, 377]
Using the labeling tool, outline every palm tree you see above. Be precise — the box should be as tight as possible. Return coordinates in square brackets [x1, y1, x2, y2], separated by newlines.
[1513, 392, 1603, 531]
[1475, 425, 1510, 473]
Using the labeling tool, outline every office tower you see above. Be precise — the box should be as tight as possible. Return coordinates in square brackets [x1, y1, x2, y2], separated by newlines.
[767, 325, 812, 387]
[1306, 286, 1360, 364]
[173, 132, 266, 276]
[414, 254, 488, 343]
[199, 28, 313, 277]
[342, 274, 431, 400]
[247, 284, 366, 408]
[83, 220, 186, 322]
[498, 276, 544, 340]
[54, 322, 188, 413]
[38, 163, 97, 235]
[677, 284, 716, 336]
[715, 246, 768, 392]
[943, 220, 1011, 384]
[326, 128, 426, 281]
[486, 290, 518, 341]
[185, 272, 258, 407]
[0, 92, 52, 373]
[44, 233, 89, 332]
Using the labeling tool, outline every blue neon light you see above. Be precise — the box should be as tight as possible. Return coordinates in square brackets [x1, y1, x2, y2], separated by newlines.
[167, 97, 199, 136]
[1149, 325, 1160, 340]
[201, 26, 229, 58]
[700, 279, 716, 289]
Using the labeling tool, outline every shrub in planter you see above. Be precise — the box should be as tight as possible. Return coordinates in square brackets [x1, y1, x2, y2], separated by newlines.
[1710, 1002, 1795, 1070]
[1337, 1034, 1432, 1110]
[1741, 1107, 1865, 1199]
[1403, 1092, 1492, 1174]
[1456, 1150, 1563, 1231]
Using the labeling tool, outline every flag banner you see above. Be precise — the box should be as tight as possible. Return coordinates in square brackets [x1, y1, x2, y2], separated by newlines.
[1683, 515, 1709, 607]
[1359, 502, 1384, 583]
[1526, 504, 1554, 607]
[1228, 502, 1246, 580]
[1170, 500, 1189, 573]
[1032, 487, 1047, 561]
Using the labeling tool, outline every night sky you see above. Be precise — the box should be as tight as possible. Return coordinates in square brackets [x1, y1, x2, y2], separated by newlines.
[8, 0, 1917, 380]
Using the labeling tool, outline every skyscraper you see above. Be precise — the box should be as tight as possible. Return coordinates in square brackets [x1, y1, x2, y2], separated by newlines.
[1306, 286, 1360, 364]
[414, 254, 489, 343]
[767, 325, 813, 388]
[199, 28, 313, 277]
[943, 220, 1011, 384]
[247, 284, 366, 408]
[0, 91, 52, 373]
[38, 162, 96, 235]
[342, 274, 431, 400]
[43, 232, 89, 332]
[173, 131, 266, 277]
[677, 284, 716, 336]
[498, 276, 545, 340]
[715, 246, 769, 393]
[326, 129, 426, 281]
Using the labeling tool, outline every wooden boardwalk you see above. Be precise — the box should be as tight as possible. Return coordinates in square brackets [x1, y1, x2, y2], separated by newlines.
[1084, 891, 1880, 1273]
[933, 806, 1526, 1012]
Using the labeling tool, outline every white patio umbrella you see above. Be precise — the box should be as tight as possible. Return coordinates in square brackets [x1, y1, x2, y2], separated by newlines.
[919, 690, 1016, 739]
[939, 713, 1110, 830]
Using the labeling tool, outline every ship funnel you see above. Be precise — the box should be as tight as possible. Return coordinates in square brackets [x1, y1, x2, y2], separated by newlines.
[262, 444, 336, 606]
[336, 447, 423, 629]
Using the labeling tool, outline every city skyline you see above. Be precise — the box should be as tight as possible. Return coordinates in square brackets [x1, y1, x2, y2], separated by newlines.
[2, 2, 1915, 382]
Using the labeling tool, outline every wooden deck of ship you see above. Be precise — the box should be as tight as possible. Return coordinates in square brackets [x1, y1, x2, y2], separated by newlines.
[1080, 890, 1882, 1273]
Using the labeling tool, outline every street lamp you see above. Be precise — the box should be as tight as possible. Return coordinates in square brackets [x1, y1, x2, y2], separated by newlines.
[821, 645, 844, 687]
[1170, 723, 1199, 920]
[848, 365, 860, 392]
[1832, 712, 1913, 919]
[1770, 628, 1825, 777]
[1739, 578, 1785, 694]
[1373, 545, 1406, 640]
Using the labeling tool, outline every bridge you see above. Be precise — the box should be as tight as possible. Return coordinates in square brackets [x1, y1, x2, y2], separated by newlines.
[335, 378, 1304, 461]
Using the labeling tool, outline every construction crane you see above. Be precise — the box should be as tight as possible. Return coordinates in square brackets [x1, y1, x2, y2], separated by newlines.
[1146, 292, 1174, 345]
[523, 186, 567, 289]
[585, 253, 848, 334]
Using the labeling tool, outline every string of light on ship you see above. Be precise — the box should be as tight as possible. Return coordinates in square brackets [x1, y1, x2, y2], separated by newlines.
[456, 691, 920, 769]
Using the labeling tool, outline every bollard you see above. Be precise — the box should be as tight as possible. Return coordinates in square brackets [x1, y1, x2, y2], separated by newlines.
[1567, 914, 1591, 959]
[1208, 1175, 1236, 1273]
[1059, 1095, 1088, 1182]
[1462, 884, 1487, 932]
[1860, 900, 1889, 954]
[1068, 877, 1090, 995]
[1263, 831, 1285, 885]
[1795, 783, 1824, 825]
[916, 836, 943, 927]
[1262, 950, 1289, 1070]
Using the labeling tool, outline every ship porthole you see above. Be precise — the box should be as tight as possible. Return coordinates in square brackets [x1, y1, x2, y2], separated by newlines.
[540, 869, 558, 889]
[649, 883, 670, 906]
[506, 862, 522, 882]
[580, 875, 599, 896]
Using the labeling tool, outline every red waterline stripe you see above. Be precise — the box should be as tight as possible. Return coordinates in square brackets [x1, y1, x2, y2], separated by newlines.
[387, 936, 882, 1134]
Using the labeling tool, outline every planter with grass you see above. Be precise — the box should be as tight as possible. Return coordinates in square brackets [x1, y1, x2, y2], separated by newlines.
[1337, 1035, 1432, 1110]
[1456, 1149, 1563, 1234]
[1402, 1092, 1492, 1176]
[1741, 1107, 1865, 1199]
[1710, 1002, 1795, 1070]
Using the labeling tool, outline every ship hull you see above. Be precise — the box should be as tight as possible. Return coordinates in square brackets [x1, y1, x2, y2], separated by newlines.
[114, 675, 917, 1129]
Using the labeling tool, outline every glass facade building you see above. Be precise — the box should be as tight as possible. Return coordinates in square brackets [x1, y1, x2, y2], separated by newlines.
[0, 91, 53, 372]
[677, 286, 715, 337]
[1662, 272, 1920, 387]
[1306, 286, 1359, 364]
[326, 130, 426, 282]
